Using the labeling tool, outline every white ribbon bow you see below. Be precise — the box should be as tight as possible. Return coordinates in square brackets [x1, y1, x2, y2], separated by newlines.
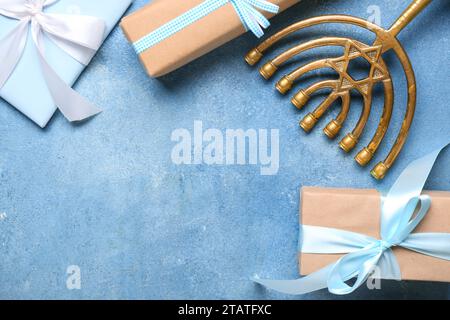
[0, 0, 106, 122]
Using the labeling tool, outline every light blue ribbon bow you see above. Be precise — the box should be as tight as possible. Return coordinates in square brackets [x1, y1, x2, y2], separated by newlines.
[254, 142, 450, 295]
[132, 0, 279, 54]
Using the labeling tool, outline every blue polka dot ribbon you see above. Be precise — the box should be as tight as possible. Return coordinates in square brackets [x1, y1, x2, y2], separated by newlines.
[132, 0, 279, 54]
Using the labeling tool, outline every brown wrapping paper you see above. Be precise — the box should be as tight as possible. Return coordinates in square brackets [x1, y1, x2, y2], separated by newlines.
[120, 0, 300, 77]
[299, 187, 450, 283]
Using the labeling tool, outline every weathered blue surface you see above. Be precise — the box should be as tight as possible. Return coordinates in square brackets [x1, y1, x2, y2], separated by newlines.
[0, 0, 449, 300]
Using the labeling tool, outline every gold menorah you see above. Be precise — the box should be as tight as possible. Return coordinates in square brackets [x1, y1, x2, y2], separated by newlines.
[245, 0, 432, 179]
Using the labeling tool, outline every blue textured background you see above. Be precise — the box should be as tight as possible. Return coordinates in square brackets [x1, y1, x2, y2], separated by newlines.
[0, 0, 449, 300]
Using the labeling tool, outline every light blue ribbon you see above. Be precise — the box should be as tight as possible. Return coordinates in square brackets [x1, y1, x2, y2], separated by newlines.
[254, 142, 450, 295]
[132, 0, 279, 54]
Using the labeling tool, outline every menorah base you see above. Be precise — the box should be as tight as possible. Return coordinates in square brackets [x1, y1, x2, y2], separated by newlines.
[276, 76, 293, 94]
[355, 147, 374, 166]
[245, 48, 263, 66]
[339, 133, 358, 153]
[371, 162, 389, 180]
[300, 113, 318, 132]
[291, 90, 309, 109]
[260, 61, 278, 79]
[323, 120, 342, 139]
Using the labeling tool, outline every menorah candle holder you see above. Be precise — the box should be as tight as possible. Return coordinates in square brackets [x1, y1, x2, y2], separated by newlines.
[245, 0, 432, 179]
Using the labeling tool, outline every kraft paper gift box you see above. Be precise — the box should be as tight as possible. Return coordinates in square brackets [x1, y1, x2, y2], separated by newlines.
[120, 0, 300, 77]
[0, 0, 132, 128]
[299, 187, 450, 282]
